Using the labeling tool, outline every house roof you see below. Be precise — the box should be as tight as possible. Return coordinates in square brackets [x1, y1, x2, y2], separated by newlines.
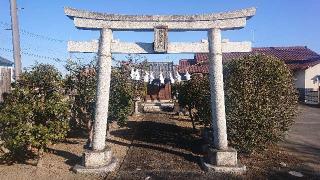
[0, 56, 14, 67]
[178, 46, 320, 73]
[179, 59, 195, 67]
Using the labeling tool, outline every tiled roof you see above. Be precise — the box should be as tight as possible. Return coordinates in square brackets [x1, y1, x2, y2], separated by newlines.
[178, 46, 320, 73]
[0, 56, 13, 66]
[179, 59, 195, 67]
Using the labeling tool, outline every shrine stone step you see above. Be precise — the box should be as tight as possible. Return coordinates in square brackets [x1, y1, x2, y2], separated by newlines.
[142, 102, 174, 113]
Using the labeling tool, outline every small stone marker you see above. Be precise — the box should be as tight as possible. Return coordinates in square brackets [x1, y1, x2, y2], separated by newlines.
[280, 162, 287, 167]
[288, 171, 304, 177]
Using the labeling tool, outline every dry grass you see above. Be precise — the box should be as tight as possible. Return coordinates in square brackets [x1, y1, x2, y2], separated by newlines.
[0, 114, 318, 179]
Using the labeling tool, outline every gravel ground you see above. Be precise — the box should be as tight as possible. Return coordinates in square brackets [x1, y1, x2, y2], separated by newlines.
[120, 115, 202, 170]
[110, 113, 319, 180]
[110, 113, 216, 180]
[0, 116, 140, 180]
[1, 110, 319, 179]
[0, 137, 99, 180]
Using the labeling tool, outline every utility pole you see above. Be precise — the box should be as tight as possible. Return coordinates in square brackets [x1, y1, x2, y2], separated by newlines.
[9, 0, 22, 80]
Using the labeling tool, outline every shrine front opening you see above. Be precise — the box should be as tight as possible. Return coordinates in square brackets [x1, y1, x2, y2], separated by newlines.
[65, 7, 256, 174]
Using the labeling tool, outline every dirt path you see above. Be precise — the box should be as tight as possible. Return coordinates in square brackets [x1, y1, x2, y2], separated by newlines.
[108, 113, 213, 180]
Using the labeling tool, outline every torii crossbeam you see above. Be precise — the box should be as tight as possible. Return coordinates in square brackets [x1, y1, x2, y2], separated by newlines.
[65, 7, 256, 174]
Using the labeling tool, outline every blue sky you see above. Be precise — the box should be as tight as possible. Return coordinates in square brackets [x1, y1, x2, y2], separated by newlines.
[0, 0, 319, 71]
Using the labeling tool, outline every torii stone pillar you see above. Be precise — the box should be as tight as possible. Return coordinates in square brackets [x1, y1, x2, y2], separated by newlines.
[208, 28, 228, 150]
[73, 29, 117, 173]
[92, 29, 112, 151]
[202, 28, 245, 173]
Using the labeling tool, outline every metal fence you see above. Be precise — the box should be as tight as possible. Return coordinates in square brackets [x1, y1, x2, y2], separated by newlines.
[0, 67, 12, 102]
[298, 88, 320, 105]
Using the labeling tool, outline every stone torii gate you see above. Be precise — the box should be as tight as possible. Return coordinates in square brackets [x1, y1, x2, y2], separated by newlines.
[65, 7, 256, 173]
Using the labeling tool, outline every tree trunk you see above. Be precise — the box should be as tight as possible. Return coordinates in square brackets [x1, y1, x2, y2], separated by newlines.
[87, 119, 93, 148]
[188, 107, 196, 132]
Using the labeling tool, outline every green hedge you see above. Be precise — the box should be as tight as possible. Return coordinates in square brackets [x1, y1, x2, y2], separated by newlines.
[0, 64, 70, 159]
[177, 74, 211, 129]
[177, 54, 298, 153]
[64, 58, 145, 140]
[224, 54, 298, 152]
[65, 60, 134, 130]
[0, 61, 137, 160]
[65, 59, 97, 133]
[109, 67, 134, 127]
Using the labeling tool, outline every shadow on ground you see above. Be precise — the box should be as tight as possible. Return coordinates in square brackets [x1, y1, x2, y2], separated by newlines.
[110, 121, 202, 153]
[281, 140, 320, 178]
[110, 114, 204, 172]
[47, 147, 81, 168]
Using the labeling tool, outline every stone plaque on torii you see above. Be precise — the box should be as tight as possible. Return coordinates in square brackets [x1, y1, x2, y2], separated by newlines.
[65, 7, 256, 173]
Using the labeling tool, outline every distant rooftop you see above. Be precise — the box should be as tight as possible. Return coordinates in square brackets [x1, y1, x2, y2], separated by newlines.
[178, 46, 320, 73]
[0, 56, 13, 67]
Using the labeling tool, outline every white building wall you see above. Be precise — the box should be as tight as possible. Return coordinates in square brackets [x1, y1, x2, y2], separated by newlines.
[293, 70, 305, 89]
[304, 63, 320, 90]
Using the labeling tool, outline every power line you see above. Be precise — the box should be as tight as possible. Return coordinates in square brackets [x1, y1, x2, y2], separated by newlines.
[0, 21, 67, 43]
[0, 23, 11, 30]
[0, 47, 62, 62]
[1, 35, 66, 60]
[1, 46, 136, 68]
[1, 31, 66, 54]
[69, 52, 124, 64]
[0, 39, 66, 64]
[20, 42, 65, 56]
[20, 29, 66, 43]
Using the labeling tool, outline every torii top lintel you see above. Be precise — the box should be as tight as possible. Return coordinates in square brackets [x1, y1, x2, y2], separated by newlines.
[64, 7, 256, 31]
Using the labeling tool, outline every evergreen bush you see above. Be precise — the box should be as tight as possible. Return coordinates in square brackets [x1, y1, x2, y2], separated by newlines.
[109, 67, 134, 126]
[177, 54, 298, 153]
[0, 64, 69, 159]
[65, 59, 134, 130]
[224, 54, 298, 152]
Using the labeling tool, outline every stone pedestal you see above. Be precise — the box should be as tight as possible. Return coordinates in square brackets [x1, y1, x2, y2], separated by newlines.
[207, 148, 237, 166]
[73, 147, 117, 173]
[202, 147, 246, 173]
